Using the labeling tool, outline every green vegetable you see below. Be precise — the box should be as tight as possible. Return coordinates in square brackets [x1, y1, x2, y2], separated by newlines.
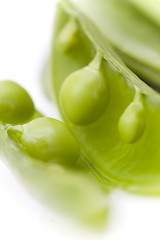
[7, 117, 80, 167]
[60, 53, 108, 125]
[0, 80, 34, 125]
[66, 0, 160, 89]
[0, 79, 108, 227]
[48, 0, 160, 194]
[2, 0, 160, 229]
[129, 0, 160, 27]
[57, 18, 79, 53]
[1, 123, 108, 227]
[118, 89, 145, 143]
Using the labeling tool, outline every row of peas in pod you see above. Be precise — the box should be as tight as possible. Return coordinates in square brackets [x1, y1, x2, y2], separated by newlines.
[0, 80, 108, 228]
[49, 0, 160, 195]
[2, 0, 160, 230]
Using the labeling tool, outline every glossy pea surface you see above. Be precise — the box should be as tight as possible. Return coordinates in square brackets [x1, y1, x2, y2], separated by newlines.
[60, 66, 108, 125]
[0, 81, 34, 125]
[1, 118, 107, 227]
[49, 2, 160, 194]
[118, 101, 145, 143]
[8, 117, 80, 167]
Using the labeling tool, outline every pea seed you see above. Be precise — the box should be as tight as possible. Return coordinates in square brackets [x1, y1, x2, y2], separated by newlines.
[57, 19, 79, 53]
[49, 1, 160, 192]
[60, 66, 108, 125]
[7, 117, 80, 167]
[0, 81, 34, 125]
[118, 100, 145, 144]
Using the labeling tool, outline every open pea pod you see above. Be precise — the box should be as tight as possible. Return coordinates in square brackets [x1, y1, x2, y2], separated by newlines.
[0, 81, 108, 228]
[57, 0, 160, 89]
[49, 0, 160, 195]
[129, 0, 160, 27]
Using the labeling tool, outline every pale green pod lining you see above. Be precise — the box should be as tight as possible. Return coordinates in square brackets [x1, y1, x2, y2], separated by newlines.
[67, 0, 160, 87]
[49, 0, 160, 194]
[129, 0, 160, 27]
[0, 122, 108, 228]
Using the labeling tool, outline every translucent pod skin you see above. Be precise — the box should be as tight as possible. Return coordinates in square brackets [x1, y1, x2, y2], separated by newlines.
[0, 81, 34, 125]
[129, 0, 160, 27]
[49, 2, 160, 194]
[0, 120, 108, 227]
[0, 5, 110, 228]
[60, 66, 108, 125]
[69, 0, 160, 88]
[7, 117, 80, 167]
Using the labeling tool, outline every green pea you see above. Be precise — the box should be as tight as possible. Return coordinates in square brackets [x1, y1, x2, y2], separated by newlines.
[118, 97, 145, 144]
[50, 3, 160, 193]
[7, 117, 80, 167]
[57, 19, 79, 53]
[0, 81, 34, 125]
[60, 66, 108, 125]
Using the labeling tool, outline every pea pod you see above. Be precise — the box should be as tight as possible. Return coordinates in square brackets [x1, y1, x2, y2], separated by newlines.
[48, 0, 160, 194]
[60, 0, 160, 89]
[0, 80, 108, 227]
[129, 0, 160, 27]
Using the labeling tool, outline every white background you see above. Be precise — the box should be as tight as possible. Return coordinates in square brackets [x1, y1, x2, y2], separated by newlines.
[0, 1, 160, 239]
